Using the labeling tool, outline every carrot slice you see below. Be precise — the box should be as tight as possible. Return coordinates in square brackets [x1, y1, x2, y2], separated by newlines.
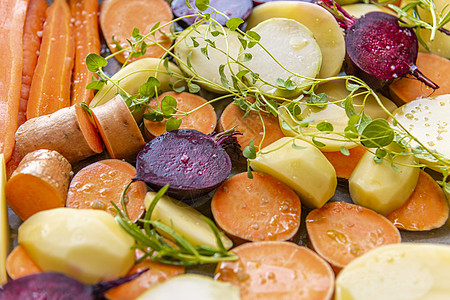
[218, 99, 285, 150]
[27, 0, 75, 119]
[66, 159, 147, 223]
[322, 146, 367, 180]
[6, 245, 42, 280]
[92, 95, 146, 162]
[387, 170, 449, 231]
[19, 0, 48, 126]
[5, 147, 24, 180]
[99, 0, 173, 64]
[215, 241, 334, 300]
[389, 52, 450, 105]
[144, 92, 217, 140]
[306, 201, 401, 273]
[211, 172, 301, 243]
[5, 149, 72, 220]
[70, 0, 101, 105]
[0, 0, 29, 162]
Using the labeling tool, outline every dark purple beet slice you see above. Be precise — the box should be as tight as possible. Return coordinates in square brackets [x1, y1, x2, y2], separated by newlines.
[171, 0, 253, 27]
[135, 129, 233, 200]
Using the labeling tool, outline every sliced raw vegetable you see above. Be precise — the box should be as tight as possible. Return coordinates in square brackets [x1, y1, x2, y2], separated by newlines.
[144, 192, 233, 249]
[306, 201, 401, 273]
[322, 146, 366, 180]
[136, 274, 241, 300]
[342, 3, 394, 18]
[387, 170, 449, 231]
[66, 159, 147, 223]
[211, 172, 301, 243]
[246, 1, 345, 78]
[18, 208, 135, 284]
[6, 149, 72, 220]
[250, 137, 337, 208]
[241, 18, 322, 97]
[6, 245, 42, 280]
[174, 25, 241, 94]
[0, 154, 8, 284]
[335, 243, 450, 300]
[215, 241, 334, 300]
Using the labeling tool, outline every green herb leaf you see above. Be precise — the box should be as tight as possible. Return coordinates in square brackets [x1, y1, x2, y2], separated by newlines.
[191, 36, 199, 47]
[344, 96, 357, 118]
[186, 52, 193, 68]
[226, 18, 244, 31]
[243, 140, 257, 159]
[317, 121, 333, 132]
[219, 64, 230, 88]
[163, 57, 173, 75]
[238, 36, 247, 50]
[86, 79, 105, 90]
[188, 82, 201, 93]
[170, 83, 186, 93]
[236, 70, 250, 80]
[166, 117, 182, 131]
[309, 92, 327, 108]
[345, 81, 360, 91]
[361, 119, 395, 148]
[150, 22, 160, 36]
[86, 53, 107, 72]
[246, 30, 261, 48]
[312, 137, 326, 147]
[340, 146, 350, 156]
[200, 47, 210, 59]
[80, 102, 92, 116]
[242, 53, 252, 62]
[161, 96, 178, 115]
[195, 0, 209, 11]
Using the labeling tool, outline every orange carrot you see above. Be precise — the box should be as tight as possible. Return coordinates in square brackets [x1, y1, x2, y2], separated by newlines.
[0, 0, 29, 162]
[6, 149, 72, 220]
[66, 159, 147, 223]
[5, 147, 24, 180]
[387, 170, 449, 231]
[389, 52, 450, 105]
[6, 245, 42, 280]
[211, 172, 301, 244]
[99, 0, 173, 64]
[218, 98, 285, 150]
[306, 201, 401, 273]
[70, 0, 101, 105]
[92, 95, 146, 162]
[15, 104, 103, 164]
[144, 92, 217, 140]
[322, 146, 367, 180]
[19, 0, 48, 126]
[26, 0, 75, 119]
[215, 241, 334, 300]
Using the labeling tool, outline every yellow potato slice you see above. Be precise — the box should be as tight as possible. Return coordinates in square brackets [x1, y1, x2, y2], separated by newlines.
[0, 154, 8, 285]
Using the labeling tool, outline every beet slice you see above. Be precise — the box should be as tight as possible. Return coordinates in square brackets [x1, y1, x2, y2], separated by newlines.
[135, 129, 235, 200]
[171, 0, 253, 27]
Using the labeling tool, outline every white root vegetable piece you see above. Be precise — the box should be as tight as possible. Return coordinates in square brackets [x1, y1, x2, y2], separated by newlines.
[136, 274, 241, 300]
[349, 148, 420, 215]
[246, 1, 344, 78]
[241, 18, 321, 97]
[5, 149, 71, 221]
[250, 137, 337, 208]
[336, 243, 450, 300]
[0, 154, 8, 285]
[15, 104, 103, 164]
[174, 25, 241, 94]
[18, 207, 135, 284]
[342, 3, 395, 18]
[144, 192, 233, 250]
[392, 94, 450, 173]
[92, 95, 145, 162]
[90, 58, 184, 108]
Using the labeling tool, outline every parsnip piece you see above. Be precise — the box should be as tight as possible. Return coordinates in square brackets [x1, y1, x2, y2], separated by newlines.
[278, 102, 355, 152]
[0, 154, 8, 285]
[136, 274, 241, 300]
[241, 18, 321, 97]
[18, 208, 135, 284]
[336, 243, 450, 300]
[250, 137, 337, 208]
[174, 25, 241, 94]
[246, 1, 344, 78]
[349, 149, 420, 215]
[144, 192, 232, 250]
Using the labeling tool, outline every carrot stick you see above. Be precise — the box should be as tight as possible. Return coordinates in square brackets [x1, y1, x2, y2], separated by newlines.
[211, 172, 301, 244]
[306, 201, 401, 273]
[92, 95, 146, 162]
[15, 104, 103, 164]
[322, 146, 367, 180]
[5, 149, 72, 220]
[70, 0, 101, 105]
[0, 0, 29, 162]
[66, 159, 147, 223]
[387, 170, 449, 231]
[215, 241, 334, 300]
[6, 245, 42, 280]
[26, 0, 75, 119]
[19, 0, 48, 126]
[144, 92, 217, 140]
[218, 98, 285, 150]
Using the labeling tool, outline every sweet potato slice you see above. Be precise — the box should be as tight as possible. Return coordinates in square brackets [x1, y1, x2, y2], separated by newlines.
[322, 146, 367, 180]
[6, 245, 42, 280]
[5, 149, 72, 220]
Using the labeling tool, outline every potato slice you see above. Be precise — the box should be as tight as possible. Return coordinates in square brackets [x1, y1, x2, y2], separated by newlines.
[18, 208, 135, 284]
[342, 3, 395, 18]
[136, 274, 240, 300]
[250, 137, 337, 208]
[336, 243, 450, 300]
[0, 154, 8, 285]
[144, 192, 233, 250]
[246, 1, 344, 78]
